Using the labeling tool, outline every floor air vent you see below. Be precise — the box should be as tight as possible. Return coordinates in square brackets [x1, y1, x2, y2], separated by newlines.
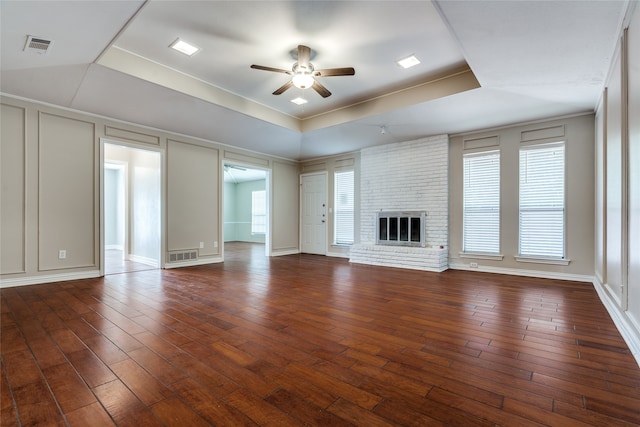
[168, 250, 198, 263]
[24, 35, 53, 54]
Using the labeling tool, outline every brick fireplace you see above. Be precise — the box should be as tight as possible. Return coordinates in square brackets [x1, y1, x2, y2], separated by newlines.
[349, 135, 449, 272]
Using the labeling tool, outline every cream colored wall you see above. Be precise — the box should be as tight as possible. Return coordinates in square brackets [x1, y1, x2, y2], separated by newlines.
[605, 44, 624, 301]
[627, 1, 640, 335]
[0, 105, 27, 273]
[40, 113, 98, 271]
[595, 2, 640, 362]
[1, 104, 26, 274]
[271, 160, 300, 255]
[595, 98, 606, 284]
[167, 139, 219, 258]
[449, 114, 595, 278]
[0, 96, 300, 285]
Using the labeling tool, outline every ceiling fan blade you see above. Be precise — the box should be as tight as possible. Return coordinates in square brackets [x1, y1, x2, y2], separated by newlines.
[273, 80, 294, 95]
[251, 64, 291, 74]
[312, 80, 331, 98]
[297, 45, 311, 68]
[314, 67, 356, 77]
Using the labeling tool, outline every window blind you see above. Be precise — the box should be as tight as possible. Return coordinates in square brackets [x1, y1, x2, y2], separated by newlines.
[334, 170, 354, 245]
[463, 151, 500, 254]
[519, 143, 565, 258]
[251, 190, 266, 234]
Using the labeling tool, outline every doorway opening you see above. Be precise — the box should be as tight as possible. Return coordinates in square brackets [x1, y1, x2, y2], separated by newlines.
[103, 142, 162, 275]
[223, 163, 270, 260]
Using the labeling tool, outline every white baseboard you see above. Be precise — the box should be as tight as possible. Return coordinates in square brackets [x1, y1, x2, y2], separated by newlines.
[128, 254, 159, 268]
[164, 257, 223, 269]
[270, 248, 299, 257]
[105, 244, 124, 251]
[448, 263, 593, 283]
[591, 277, 640, 367]
[327, 250, 350, 259]
[0, 270, 102, 288]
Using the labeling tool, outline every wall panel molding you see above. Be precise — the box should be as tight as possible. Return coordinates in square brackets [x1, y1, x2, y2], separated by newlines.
[38, 112, 97, 271]
[105, 125, 160, 145]
[223, 150, 270, 168]
[0, 103, 27, 274]
[463, 135, 499, 150]
[520, 125, 565, 142]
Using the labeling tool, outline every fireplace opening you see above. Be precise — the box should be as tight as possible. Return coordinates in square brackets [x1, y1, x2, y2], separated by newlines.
[376, 211, 426, 247]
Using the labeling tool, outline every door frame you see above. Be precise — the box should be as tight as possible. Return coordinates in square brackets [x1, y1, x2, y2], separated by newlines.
[221, 161, 271, 258]
[99, 138, 166, 275]
[300, 171, 328, 255]
[104, 161, 128, 254]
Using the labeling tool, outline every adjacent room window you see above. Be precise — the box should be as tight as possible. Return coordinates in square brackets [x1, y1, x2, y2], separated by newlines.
[519, 142, 565, 259]
[463, 151, 500, 254]
[251, 190, 266, 235]
[334, 170, 354, 245]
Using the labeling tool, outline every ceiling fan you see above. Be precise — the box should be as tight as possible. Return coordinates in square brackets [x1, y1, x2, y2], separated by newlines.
[250, 45, 355, 98]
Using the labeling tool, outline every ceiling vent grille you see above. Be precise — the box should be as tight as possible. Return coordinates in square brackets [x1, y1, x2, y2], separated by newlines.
[24, 35, 52, 54]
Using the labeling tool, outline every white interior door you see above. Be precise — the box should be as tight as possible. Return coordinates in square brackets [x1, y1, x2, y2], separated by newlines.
[301, 173, 327, 255]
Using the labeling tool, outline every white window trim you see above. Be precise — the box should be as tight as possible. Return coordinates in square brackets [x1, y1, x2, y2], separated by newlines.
[251, 190, 266, 235]
[518, 141, 566, 260]
[333, 169, 355, 246]
[462, 150, 501, 255]
[459, 252, 504, 261]
[515, 256, 571, 266]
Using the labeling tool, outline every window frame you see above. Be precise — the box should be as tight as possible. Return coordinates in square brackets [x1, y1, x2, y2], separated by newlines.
[516, 141, 568, 264]
[251, 189, 266, 235]
[461, 150, 502, 258]
[333, 169, 355, 246]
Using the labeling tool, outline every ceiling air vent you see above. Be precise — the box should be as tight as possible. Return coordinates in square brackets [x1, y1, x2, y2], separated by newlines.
[24, 35, 52, 54]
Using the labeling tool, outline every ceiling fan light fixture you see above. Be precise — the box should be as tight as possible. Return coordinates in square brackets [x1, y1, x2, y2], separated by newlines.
[251, 45, 353, 98]
[169, 38, 199, 56]
[292, 73, 314, 89]
[397, 54, 420, 69]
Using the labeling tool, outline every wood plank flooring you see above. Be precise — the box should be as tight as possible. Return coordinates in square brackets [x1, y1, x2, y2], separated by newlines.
[2, 242, 639, 426]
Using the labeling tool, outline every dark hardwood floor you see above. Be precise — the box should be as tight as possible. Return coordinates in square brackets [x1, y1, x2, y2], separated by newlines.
[2, 242, 639, 426]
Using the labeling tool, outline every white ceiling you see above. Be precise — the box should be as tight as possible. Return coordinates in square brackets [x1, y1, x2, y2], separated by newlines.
[0, 1, 629, 160]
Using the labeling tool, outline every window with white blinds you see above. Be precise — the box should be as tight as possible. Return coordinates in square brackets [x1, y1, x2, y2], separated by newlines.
[463, 151, 500, 254]
[251, 190, 266, 235]
[519, 142, 565, 258]
[334, 170, 354, 245]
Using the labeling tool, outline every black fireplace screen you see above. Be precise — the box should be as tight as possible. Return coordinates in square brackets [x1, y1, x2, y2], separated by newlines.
[376, 211, 426, 247]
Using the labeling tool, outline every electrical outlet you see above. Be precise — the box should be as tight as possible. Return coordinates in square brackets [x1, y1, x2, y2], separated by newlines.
[58, 250, 67, 259]
[470, 262, 478, 268]
[199, 241, 204, 249]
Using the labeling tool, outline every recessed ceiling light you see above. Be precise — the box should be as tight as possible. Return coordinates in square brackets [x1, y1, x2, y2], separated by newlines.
[291, 97, 308, 105]
[170, 38, 199, 56]
[397, 55, 420, 69]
